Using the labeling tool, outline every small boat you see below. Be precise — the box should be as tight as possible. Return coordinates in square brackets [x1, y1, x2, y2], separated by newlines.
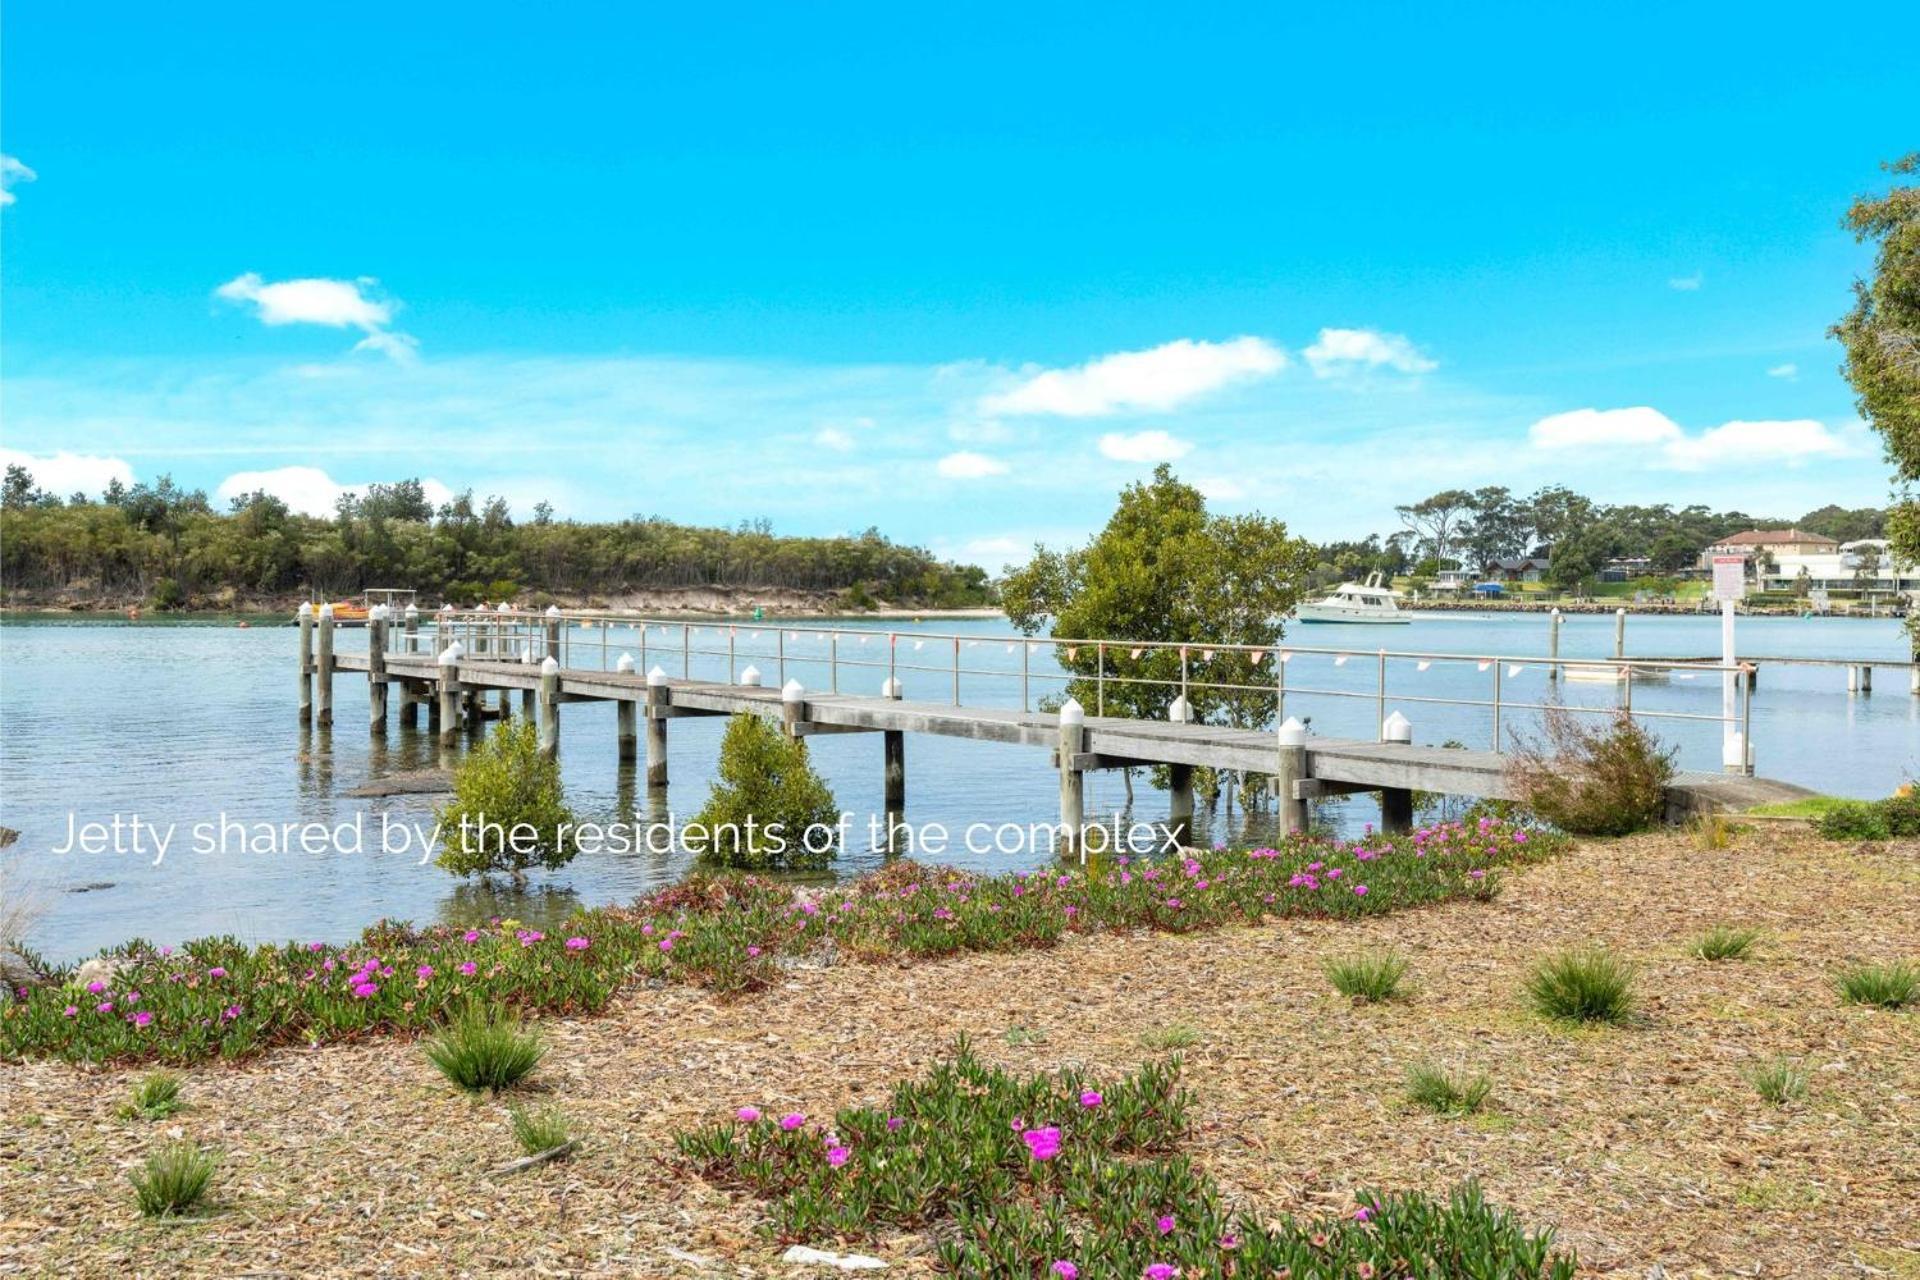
[1294, 573, 1410, 625]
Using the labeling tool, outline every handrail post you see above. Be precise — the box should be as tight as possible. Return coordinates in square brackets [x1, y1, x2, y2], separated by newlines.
[1095, 642, 1105, 717]
[830, 631, 839, 693]
[778, 629, 786, 688]
[1491, 661, 1503, 751]
[952, 635, 960, 706]
[728, 626, 736, 683]
[1375, 649, 1386, 740]
[1276, 646, 1287, 723]
[1180, 646, 1189, 712]
[1021, 639, 1030, 712]
[682, 623, 691, 679]
[1740, 665, 1755, 776]
[889, 632, 898, 691]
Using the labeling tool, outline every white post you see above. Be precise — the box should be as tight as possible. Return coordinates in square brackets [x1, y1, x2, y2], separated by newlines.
[1275, 716, 1309, 836]
[1057, 698, 1086, 861]
[1379, 711, 1413, 833]
[1613, 607, 1626, 660]
[538, 655, 561, 759]
[645, 665, 670, 788]
[781, 677, 806, 737]
[615, 652, 637, 761]
[1548, 608, 1562, 682]
[1720, 598, 1743, 773]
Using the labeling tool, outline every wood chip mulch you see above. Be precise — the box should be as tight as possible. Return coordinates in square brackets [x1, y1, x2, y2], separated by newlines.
[1, 828, 1915, 1278]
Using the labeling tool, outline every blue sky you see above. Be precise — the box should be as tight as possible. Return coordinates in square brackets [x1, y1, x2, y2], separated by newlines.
[3, 2, 1915, 568]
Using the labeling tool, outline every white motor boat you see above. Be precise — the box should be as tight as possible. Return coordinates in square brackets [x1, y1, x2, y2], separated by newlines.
[1294, 573, 1410, 625]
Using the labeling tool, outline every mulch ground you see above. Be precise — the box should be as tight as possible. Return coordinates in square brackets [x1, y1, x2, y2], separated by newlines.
[2, 827, 1916, 1279]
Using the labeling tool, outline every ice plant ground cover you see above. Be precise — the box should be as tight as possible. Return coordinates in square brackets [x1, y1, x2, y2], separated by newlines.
[675, 1040, 1577, 1278]
[1, 817, 1554, 1066]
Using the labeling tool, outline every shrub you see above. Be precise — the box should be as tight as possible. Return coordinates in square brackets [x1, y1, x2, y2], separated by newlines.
[1744, 1058, 1808, 1105]
[1525, 948, 1637, 1024]
[129, 1141, 217, 1217]
[424, 1008, 545, 1092]
[1836, 961, 1918, 1009]
[676, 1045, 1573, 1277]
[435, 719, 578, 882]
[117, 1071, 184, 1120]
[1818, 799, 1893, 841]
[508, 1103, 574, 1156]
[1323, 949, 1409, 1002]
[1507, 710, 1675, 836]
[1881, 788, 1920, 836]
[691, 712, 840, 870]
[1691, 925, 1761, 962]
[1405, 1062, 1492, 1114]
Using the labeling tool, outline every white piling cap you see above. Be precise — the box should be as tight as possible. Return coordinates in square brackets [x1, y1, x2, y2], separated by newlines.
[436, 641, 464, 666]
[1616, 607, 1626, 615]
[881, 676, 902, 698]
[1382, 710, 1413, 743]
[615, 652, 636, 673]
[545, 604, 562, 618]
[519, 644, 536, 665]
[404, 603, 419, 618]
[318, 602, 334, 619]
[439, 602, 454, 613]
[781, 678, 806, 704]
[647, 665, 668, 687]
[541, 655, 560, 675]
[739, 664, 762, 687]
[1551, 607, 1562, 618]
[369, 604, 390, 622]
[1168, 694, 1191, 724]
[297, 601, 314, 619]
[1277, 716, 1308, 746]
[1059, 697, 1084, 726]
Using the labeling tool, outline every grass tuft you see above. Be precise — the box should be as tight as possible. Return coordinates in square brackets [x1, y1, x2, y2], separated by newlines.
[1525, 948, 1637, 1025]
[1691, 925, 1762, 962]
[1139, 1023, 1201, 1051]
[1743, 1058, 1808, 1106]
[129, 1141, 217, 1217]
[508, 1103, 574, 1156]
[423, 1008, 545, 1092]
[1405, 1062, 1492, 1114]
[116, 1071, 184, 1121]
[1836, 961, 1918, 1010]
[1323, 949, 1409, 1003]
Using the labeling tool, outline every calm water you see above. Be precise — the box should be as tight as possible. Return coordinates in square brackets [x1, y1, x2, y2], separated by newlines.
[2, 611, 1913, 961]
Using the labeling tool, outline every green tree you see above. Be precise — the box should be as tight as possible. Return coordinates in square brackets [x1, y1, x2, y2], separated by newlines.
[1832, 154, 1920, 579]
[1547, 524, 1620, 594]
[1001, 465, 1314, 733]
[1394, 489, 1475, 567]
[435, 720, 578, 882]
[691, 712, 839, 870]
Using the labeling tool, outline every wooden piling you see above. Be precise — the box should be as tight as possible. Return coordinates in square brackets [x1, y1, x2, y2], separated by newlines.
[615, 653, 637, 760]
[1166, 763, 1194, 849]
[1613, 608, 1626, 660]
[436, 642, 462, 747]
[315, 604, 336, 727]
[1057, 699, 1086, 859]
[538, 657, 560, 759]
[297, 602, 314, 724]
[367, 608, 389, 733]
[1275, 717, 1309, 836]
[645, 666, 669, 788]
[544, 607, 562, 663]
[403, 603, 420, 655]
[1379, 710, 1413, 833]
[1548, 609, 1562, 682]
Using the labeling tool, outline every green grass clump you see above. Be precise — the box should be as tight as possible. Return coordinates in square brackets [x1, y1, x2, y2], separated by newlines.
[508, 1104, 574, 1156]
[1525, 948, 1637, 1025]
[1743, 1058, 1808, 1106]
[1323, 949, 1409, 1002]
[129, 1141, 217, 1217]
[116, 1071, 184, 1120]
[423, 1009, 545, 1092]
[1139, 1024, 1201, 1051]
[1405, 1062, 1492, 1114]
[1817, 800, 1893, 841]
[1691, 926, 1761, 962]
[1836, 961, 1918, 1010]
[1746, 795, 1848, 819]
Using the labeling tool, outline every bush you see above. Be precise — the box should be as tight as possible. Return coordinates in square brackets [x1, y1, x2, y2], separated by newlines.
[423, 1008, 545, 1092]
[1744, 1058, 1808, 1105]
[1507, 710, 1675, 836]
[129, 1141, 217, 1217]
[691, 712, 840, 870]
[1525, 948, 1637, 1024]
[1881, 788, 1920, 836]
[1691, 925, 1761, 961]
[1323, 949, 1409, 1002]
[435, 719, 578, 881]
[1836, 961, 1918, 1009]
[1405, 1062, 1492, 1114]
[117, 1071, 184, 1120]
[508, 1103, 574, 1156]
[147, 577, 186, 610]
[1818, 799, 1893, 841]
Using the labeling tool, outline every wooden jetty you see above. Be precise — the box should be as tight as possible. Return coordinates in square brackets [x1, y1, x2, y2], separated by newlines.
[298, 604, 1816, 844]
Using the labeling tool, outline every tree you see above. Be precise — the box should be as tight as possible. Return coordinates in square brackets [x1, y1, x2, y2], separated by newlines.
[434, 720, 578, 883]
[1394, 489, 1475, 568]
[1547, 524, 1620, 594]
[1523, 485, 1597, 551]
[2, 464, 37, 511]
[1459, 486, 1528, 569]
[1001, 466, 1315, 733]
[691, 712, 839, 870]
[1832, 154, 1920, 581]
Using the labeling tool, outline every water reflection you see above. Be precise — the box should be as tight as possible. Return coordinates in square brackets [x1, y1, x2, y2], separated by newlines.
[435, 880, 585, 932]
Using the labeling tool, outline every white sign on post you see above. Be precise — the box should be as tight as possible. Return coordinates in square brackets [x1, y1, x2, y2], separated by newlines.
[1711, 554, 1747, 602]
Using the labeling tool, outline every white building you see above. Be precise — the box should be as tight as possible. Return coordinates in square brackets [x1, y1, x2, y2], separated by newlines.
[1762, 538, 1920, 594]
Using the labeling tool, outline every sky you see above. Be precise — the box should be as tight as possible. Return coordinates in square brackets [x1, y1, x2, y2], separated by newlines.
[2, 2, 1916, 570]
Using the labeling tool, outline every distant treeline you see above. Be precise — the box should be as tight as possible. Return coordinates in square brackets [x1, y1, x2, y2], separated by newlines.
[1310, 484, 1891, 590]
[0, 468, 994, 609]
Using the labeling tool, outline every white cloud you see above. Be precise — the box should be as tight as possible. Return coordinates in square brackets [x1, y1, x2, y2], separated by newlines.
[981, 337, 1286, 417]
[814, 427, 855, 452]
[1668, 273, 1704, 291]
[1098, 429, 1193, 463]
[1528, 406, 1851, 470]
[1195, 475, 1249, 502]
[0, 155, 35, 207]
[0, 448, 135, 496]
[215, 465, 453, 516]
[1529, 406, 1683, 450]
[215, 272, 418, 362]
[1302, 328, 1437, 378]
[936, 451, 1009, 479]
[1767, 363, 1799, 380]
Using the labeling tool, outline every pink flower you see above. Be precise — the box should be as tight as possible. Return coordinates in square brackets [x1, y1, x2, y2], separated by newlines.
[1353, 884, 1368, 896]
[746, 946, 763, 958]
[1156, 1214, 1175, 1235]
[458, 961, 477, 976]
[826, 1145, 850, 1167]
[416, 964, 434, 979]
[96, 1001, 113, 1013]
[308, 941, 325, 951]
[1052, 1264, 1079, 1279]
[1021, 1126, 1062, 1161]
[1145, 1265, 1177, 1280]
[129, 1011, 154, 1028]
[886, 1116, 904, 1132]
[85, 980, 106, 995]
[63, 1005, 78, 1017]
[780, 1113, 806, 1131]
[1353, 1206, 1373, 1223]
[351, 981, 379, 999]
[565, 936, 590, 951]
[207, 967, 227, 979]
[1079, 1090, 1103, 1108]
[223, 1004, 242, 1021]
[659, 937, 675, 952]
[736, 1106, 762, 1123]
